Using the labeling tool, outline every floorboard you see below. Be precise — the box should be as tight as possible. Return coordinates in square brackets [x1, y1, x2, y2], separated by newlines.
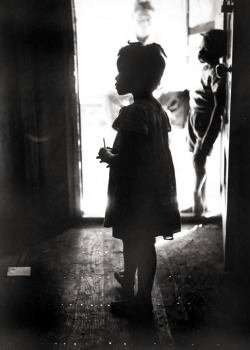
[0, 223, 250, 349]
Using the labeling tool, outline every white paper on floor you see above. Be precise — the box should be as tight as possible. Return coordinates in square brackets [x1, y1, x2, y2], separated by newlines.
[7, 267, 31, 276]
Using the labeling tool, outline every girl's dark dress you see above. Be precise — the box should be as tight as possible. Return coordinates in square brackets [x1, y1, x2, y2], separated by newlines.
[104, 98, 181, 242]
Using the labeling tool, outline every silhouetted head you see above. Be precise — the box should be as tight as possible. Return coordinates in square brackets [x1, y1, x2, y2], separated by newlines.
[132, 1, 155, 43]
[134, 0, 155, 12]
[115, 41, 167, 96]
[198, 29, 227, 65]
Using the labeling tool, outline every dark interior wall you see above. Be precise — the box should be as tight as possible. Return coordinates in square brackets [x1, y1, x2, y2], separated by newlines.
[225, 0, 250, 272]
[0, 0, 80, 247]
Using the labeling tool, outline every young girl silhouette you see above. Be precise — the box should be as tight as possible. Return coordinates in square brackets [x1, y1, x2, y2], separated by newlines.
[97, 42, 181, 321]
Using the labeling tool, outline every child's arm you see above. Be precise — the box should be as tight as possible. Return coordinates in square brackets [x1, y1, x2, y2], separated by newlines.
[97, 131, 146, 167]
[97, 148, 119, 166]
[200, 93, 225, 153]
[198, 68, 226, 154]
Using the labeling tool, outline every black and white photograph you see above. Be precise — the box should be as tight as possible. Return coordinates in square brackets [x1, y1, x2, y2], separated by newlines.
[1, 0, 249, 349]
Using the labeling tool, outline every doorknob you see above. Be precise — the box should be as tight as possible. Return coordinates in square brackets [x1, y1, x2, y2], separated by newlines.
[216, 64, 232, 78]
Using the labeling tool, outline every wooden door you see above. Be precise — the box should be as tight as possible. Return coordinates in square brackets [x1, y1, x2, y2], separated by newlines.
[221, 1, 234, 269]
[223, 0, 250, 272]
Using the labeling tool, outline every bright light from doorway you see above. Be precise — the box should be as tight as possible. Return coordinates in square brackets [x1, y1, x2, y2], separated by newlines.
[74, 0, 222, 217]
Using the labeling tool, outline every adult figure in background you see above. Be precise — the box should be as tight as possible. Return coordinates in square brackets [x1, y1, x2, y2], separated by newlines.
[106, 1, 158, 123]
[131, 0, 156, 45]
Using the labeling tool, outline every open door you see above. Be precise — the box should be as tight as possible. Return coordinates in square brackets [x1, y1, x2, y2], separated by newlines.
[74, 0, 190, 217]
[222, 0, 250, 272]
[220, 0, 234, 269]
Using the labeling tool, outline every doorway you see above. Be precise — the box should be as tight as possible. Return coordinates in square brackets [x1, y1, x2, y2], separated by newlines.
[74, 0, 224, 217]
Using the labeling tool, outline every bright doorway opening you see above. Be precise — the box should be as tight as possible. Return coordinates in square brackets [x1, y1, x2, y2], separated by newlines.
[74, 0, 222, 217]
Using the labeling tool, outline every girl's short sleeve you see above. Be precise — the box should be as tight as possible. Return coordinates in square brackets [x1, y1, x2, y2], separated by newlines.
[210, 67, 226, 96]
[112, 104, 149, 135]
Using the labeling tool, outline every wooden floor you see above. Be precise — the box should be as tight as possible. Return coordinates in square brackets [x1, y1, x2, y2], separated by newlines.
[0, 222, 250, 350]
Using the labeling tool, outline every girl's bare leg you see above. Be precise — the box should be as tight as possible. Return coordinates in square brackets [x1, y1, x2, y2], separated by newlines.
[193, 151, 207, 215]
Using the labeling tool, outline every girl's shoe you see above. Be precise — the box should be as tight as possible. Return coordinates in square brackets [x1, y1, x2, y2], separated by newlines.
[110, 299, 134, 319]
[114, 271, 124, 287]
[110, 298, 153, 322]
[114, 271, 134, 299]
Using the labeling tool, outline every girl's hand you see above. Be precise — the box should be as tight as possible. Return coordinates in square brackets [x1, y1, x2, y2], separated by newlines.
[96, 147, 113, 164]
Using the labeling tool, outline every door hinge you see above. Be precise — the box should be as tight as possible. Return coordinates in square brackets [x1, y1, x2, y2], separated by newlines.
[221, 1, 234, 13]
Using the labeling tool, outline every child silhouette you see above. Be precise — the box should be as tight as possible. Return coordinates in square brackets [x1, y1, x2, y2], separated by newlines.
[188, 29, 227, 215]
[97, 42, 181, 321]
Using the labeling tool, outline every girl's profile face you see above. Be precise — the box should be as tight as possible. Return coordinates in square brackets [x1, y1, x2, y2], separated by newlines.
[198, 38, 210, 63]
[198, 37, 218, 65]
[115, 62, 135, 95]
